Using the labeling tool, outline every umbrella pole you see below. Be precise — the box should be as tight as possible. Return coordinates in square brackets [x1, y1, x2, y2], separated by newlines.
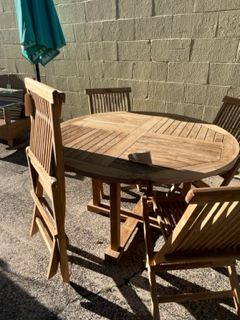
[35, 63, 41, 82]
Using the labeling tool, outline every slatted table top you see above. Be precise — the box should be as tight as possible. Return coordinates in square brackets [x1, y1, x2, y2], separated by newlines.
[61, 112, 239, 185]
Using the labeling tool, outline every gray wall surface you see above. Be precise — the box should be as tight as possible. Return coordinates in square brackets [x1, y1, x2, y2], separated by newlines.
[1, 0, 240, 120]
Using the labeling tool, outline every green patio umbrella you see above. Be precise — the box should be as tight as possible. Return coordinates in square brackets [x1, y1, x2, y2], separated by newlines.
[14, 0, 66, 81]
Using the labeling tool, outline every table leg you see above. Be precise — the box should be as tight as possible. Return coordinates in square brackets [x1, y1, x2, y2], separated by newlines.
[105, 182, 122, 262]
[110, 182, 121, 252]
[88, 182, 158, 263]
[92, 178, 101, 206]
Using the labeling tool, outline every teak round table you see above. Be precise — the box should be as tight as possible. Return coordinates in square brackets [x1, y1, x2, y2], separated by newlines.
[61, 112, 239, 262]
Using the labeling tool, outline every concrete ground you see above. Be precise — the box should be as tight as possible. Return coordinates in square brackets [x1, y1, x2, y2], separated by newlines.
[0, 141, 240, 320]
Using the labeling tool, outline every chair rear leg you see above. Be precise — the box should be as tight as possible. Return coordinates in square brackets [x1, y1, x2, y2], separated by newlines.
[148, 266, 160, 320]
[142, 195, 160, 319]
[51, 188, 70, 283]
[228, 263, 240, 316]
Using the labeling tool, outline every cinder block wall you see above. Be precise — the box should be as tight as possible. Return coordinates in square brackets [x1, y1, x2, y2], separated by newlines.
[1, 0, 240, 120]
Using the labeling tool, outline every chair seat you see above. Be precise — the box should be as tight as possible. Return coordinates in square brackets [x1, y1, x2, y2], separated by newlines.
[142, 186, 240, 319]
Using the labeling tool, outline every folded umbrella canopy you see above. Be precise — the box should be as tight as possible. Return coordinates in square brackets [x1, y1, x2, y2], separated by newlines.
[14, 0, 66, 81]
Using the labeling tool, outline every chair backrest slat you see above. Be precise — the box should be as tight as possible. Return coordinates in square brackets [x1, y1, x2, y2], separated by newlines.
[214, 96, 240, 144]
[155, 187, 240, 263]
[25, 78, 65, 181]
[24, 78, 69, 282]
[85, 87, 131, 114]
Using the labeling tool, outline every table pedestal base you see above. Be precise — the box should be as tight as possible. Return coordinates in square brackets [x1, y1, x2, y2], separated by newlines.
[87, 199, 140, 262]
[87, 187, 160, 263]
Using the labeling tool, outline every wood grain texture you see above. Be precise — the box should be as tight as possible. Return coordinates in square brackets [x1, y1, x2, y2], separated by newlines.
[62, 112, 239, 185]
[193, 96, 240, 188]
[86, 87, 131, 114]
[25, 78, 69, 283]
[142, 186, 240, 319]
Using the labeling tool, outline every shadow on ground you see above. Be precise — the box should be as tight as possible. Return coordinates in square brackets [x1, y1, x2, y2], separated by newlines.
[0, 259, 60, 320]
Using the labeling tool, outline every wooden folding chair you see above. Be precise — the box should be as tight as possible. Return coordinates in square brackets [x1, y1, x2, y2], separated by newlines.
[193, 96, 240, 188]
[85, 87, 131, 114]
[85, 87, 135, 200]
[142, 186, 240, 319]
[24, 78, 69, 282]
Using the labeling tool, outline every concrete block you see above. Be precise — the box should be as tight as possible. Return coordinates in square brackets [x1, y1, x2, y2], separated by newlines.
[103, 61, 133, 79]
[202, 106, 220, 122]
[150, 62, 168, 81]
[64, 43, 88, 60]
[135, 16, 172, 40]
[54, 76, 68, 92]
[133, 62, 152, 80]
[62, 24, 75, 42]
[40, 61, 55, 75]
[85, 0, 116, 22]
[75, 22, 102, 42]
[165, 102, 184, 116]
[149, 81, 185, 102]
[118, 41, 151, 61]
[85, 22, 103, 41]
[74, 23, 86, 42]
[78, 61, 103, 78]
[166, 102, 204, 119]
[119, 0, 152, 18]
[132, 98, 166, 113]
[70, 100, 89, 117]
[0, 29, 19, 44]
[154, 0, 173, 15]
[102, 42, 117, 61]
[90, 78, 118, 89]
[133, 61, 167, 81]
[103, 20, 134, 41]
[67, 76, 90, 93]
[53, 60, 77, 76]
[154, 0, 194, 15]
[172, 0, 195, 13]
[61, 105, 72, 120]
[195, 0, 240, 12]
[226, 86, 240, 98]
[54, 49, 64, 61]
[152, 39, 191, 62]
[65, 91, 81, 107]
[205, 85, 229, 106]
[0, 12, 17, 28]
[13, 59, 35, 74]
[118, 79, 148, 99]
[172, 13, 218, 38]
[1, 0, 15, 11]
[58, 3, 85, 23]
[5, 59, 17, 73]
[88, 42, 103, 60]
[0, 59, 8, 73]
[0, 45, 5, 59]
[3, 45, 21, 59]
[168, 62, 209, 84]
[44, 76, 68, 92]
[218, 11, 240, 37]
[87, 41, 117, 62]
[191, 39, 239, 62]
[184, 84, 208, 104]
[209, 63, 240, 86]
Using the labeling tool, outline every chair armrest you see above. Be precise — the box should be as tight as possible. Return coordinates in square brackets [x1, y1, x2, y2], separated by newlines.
[0, 105, 13, 126]
[186, 186, 240, 204]
[0, 102, 24, 124]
